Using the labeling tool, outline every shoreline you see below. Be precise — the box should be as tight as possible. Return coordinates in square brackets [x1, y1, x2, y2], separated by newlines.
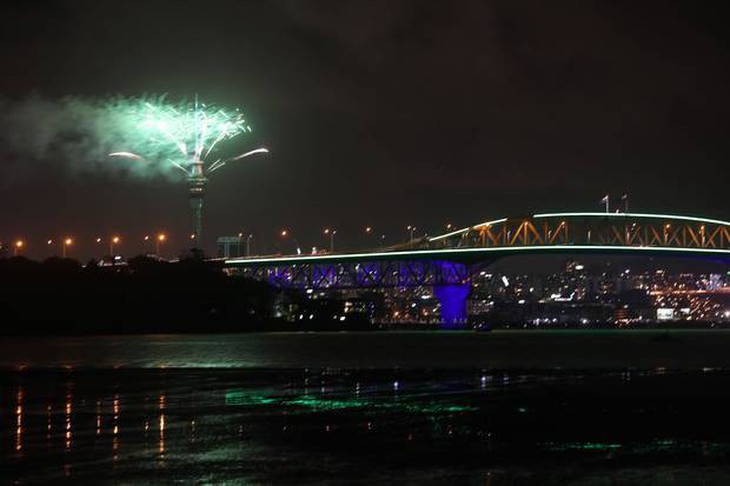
[3, 329, 730, 370]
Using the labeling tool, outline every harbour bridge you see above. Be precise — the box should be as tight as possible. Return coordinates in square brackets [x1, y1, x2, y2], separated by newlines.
[225, 212, 730, 328]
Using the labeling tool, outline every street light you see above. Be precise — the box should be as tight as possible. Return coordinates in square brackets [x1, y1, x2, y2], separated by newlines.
[62, 238, 73, 258]
[14, 240, 24, 256]
[363, 226, 380, 248]
[110, 236, 120, 257]
[279, 229, 288, 253]
[236, 232, 254, 257]
[156, 233, 166, 256]
[406, 225, 417, 243]
[324, 228, 337, 253]
[142, 235, 152, 255]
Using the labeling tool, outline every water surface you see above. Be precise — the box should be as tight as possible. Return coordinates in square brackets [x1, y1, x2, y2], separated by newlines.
[3, 331, 730, 484]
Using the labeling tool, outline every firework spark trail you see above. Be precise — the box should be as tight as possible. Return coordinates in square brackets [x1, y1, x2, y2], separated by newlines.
[109, 95, 267, 242]
[0, 94, 263, 181]
[115, 96, 260, 176]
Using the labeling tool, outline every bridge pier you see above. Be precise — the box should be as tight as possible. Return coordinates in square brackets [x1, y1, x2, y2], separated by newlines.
[434, 283, 470, 329]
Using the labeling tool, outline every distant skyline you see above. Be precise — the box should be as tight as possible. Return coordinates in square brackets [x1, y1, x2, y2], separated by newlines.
[2, 1, 728, 255]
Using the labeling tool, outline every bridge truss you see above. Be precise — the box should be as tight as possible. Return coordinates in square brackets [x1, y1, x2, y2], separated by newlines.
[429, 212, 730, 250]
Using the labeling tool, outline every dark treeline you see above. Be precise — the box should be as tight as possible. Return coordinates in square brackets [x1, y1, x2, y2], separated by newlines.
[0, 254, 280, 335]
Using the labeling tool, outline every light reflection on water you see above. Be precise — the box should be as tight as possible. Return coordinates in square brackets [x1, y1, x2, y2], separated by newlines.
[3, 367, 730, 483]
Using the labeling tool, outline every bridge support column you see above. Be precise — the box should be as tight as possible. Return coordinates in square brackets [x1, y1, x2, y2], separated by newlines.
[434, 283, 470, 329]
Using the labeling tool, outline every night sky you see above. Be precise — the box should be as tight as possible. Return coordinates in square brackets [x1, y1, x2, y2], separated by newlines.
[1, 1, 728, 258]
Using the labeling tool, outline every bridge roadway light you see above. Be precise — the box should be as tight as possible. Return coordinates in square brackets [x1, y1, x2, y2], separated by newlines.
[363, 226, 380, 247]
[14, 240, 24, 256]
[278, 229, 291, 255]
[407, 225, 416, 243]
[324, 228, 337, 253]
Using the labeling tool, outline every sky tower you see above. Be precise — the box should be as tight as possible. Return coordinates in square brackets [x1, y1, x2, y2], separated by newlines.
[188, 152, 206, 242]
[110, 96, 268, 248]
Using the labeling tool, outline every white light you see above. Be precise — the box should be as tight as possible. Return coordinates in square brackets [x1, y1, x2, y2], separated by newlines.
[533, 211, 730, 227]
[225, 244, 730, 266]
[109, 151, 143, 160]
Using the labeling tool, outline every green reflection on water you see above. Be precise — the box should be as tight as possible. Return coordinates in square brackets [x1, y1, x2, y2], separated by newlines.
[542, 441, 623, 451]
[225, 391, 278, 406]
[225, 390, 477, 414]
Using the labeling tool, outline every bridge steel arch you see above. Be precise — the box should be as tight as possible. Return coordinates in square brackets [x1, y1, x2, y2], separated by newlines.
[428, 212, 730, 251]
[225, 212, 730, 328]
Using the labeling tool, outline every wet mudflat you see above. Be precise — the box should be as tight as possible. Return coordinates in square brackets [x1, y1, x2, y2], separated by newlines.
[3, 331, 730, 484]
